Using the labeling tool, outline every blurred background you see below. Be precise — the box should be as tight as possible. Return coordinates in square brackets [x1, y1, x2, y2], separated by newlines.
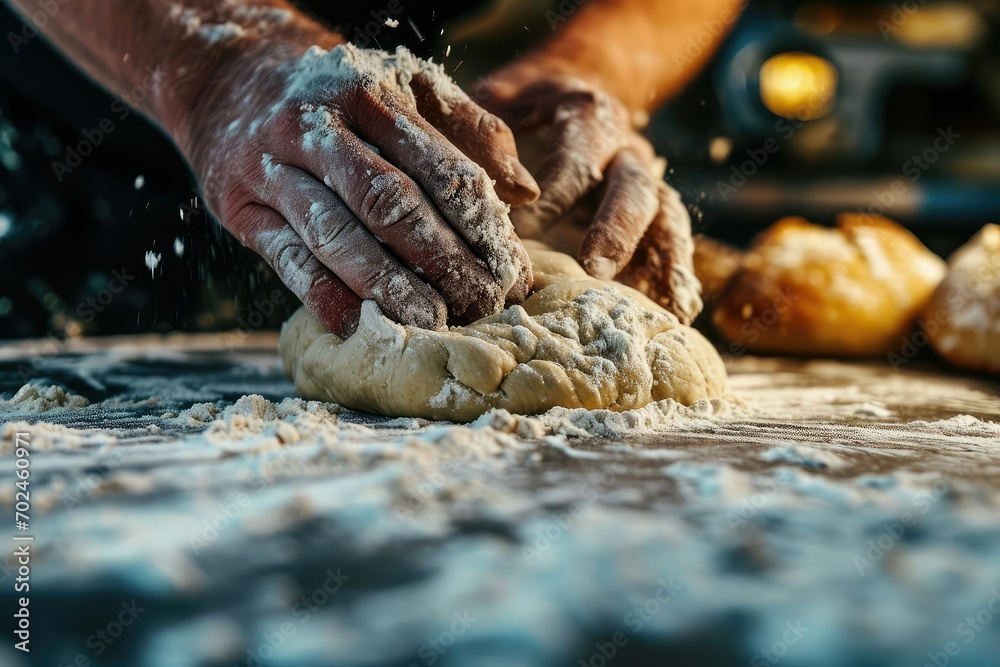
[1, 0, 998, 339]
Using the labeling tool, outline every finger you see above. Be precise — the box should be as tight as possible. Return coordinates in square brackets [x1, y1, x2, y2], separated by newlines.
[616, 183, 703, 325]
[229, 203, 362, 337]
[291, 125, 507, 322]
[352, 96, 532, 305]
[510, 98, 626, 236]
[408, 66, 540, 206]
[579, 150, 660, 279]
[258, 163, 447, 330]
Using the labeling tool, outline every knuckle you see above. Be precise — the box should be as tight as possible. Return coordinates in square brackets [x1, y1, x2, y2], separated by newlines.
[304, 204, 353, 253]
[431, 158, 487, 204]
[362, 173, 422, 230]
[218, 190, 256, 234]
[475, 109, 502, 136]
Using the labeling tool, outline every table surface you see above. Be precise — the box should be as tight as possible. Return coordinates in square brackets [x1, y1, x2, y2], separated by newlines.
[1, 334, 999, 667]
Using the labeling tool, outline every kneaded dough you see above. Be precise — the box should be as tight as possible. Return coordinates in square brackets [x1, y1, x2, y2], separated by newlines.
[924, 224, 1000, 373]
[280, 242, 727, 421]
[711, 214, 946, 356]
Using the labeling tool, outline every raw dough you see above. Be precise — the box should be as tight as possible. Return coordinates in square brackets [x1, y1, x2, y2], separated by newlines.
[924, 224, 1000, 373]
[280, 242, 726, 421]
[711, 215, 946, 356]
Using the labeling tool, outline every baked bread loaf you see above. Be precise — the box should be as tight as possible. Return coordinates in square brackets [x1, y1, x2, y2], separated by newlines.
[711, 214, 946, 356]
[923, 224, 1000, 373]
[693, 234, 743, 306]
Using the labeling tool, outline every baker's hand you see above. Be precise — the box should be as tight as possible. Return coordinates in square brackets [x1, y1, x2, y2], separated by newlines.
[181, 43, 538, 336]
[482, 74, 702, 324]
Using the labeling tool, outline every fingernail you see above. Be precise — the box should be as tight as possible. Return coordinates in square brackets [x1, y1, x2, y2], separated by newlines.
[509, 160, 540, 204]
[583, 256, 618, 281]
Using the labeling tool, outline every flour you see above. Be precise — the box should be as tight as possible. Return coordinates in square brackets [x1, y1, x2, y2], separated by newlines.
[299, 104, 340, 152]
[199, 22, 245, 44]
[276, 44, 527, 305]
[9, 339, 1000, 667]
[904, 414, 1000, 435]
[145, 250, 162, 276]
[1, 420, 115, 452]
[473, 396, 747, 439]
[0, 384, 89, 413]
[169, 2, 293, 45]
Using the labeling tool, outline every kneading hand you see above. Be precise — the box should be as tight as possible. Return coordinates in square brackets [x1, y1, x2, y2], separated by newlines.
[181, 43, 539, 336]
[482, 73, 702, 325]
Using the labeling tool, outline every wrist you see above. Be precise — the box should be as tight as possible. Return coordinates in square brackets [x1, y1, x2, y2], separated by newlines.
[155, 12, 343, 158]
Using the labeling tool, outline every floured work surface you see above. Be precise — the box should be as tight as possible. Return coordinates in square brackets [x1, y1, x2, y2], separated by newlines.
[1, 334, 998, 667]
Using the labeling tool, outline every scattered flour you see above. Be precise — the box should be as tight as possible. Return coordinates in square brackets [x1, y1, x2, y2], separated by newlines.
[0, 384, 89, 413]
[145, 250, 162, 276]
[1, 420, 115, 452]
[473, 397, 749, 439]
[904, 414, 1000, 435]
[169, 3, 293, 44]
[199, 21, 246, 45]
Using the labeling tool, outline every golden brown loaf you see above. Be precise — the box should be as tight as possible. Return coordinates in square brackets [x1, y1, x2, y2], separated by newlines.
[923, 224, 1000, 373]
[710, 215, 946, 356]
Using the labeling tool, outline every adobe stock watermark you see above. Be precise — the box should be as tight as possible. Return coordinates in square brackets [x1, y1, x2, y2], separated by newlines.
[61, 449, 126, 512]
[750, 620, 810, 667]
[51, 67, 165, 182]
[393, 442, 475, 522]
[921, 588, 1000, 667]
[7, 0, 72, 53]
[406, 610, 478, 667]
[466, 73, 500, 106]
[188, 442, 332, 556]
[15, 263, 139, 383]
[719, 287, 800, 364]
[187, 494, 253, 556]
[853, 475, 952, 576]
[75, 267, 136, 324]
[222, 289, 288, 351]
[234, 567, 349, 667]
[853, 126, 960, 224]
[877, 0, 930, 41]
[715, 89, 834, 203]
[577, 578, 684, 667]
[673, 0, 748, 71]
[521, 455, 630, 565]
[54, 599, 146, 667]
[349, 0, 410, 47]
[546, 0, 588, 31]
[727, 470, 794, 532]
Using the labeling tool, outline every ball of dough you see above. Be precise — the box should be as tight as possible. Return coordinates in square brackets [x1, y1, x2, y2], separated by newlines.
[712, 214, 946, 356]
[280, 242, 727, 421]
[924, 224, 1000, 373]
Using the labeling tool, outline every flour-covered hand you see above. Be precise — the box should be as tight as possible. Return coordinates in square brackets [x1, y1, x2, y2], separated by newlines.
[483, 75, 702, 324]
[182, 42, 538, 336]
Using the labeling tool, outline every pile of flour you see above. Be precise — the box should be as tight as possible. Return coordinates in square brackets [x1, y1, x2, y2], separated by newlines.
[0, 384, 89, 413]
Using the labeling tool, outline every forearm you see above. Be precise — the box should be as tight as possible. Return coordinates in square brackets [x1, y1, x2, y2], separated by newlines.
[5, 0, 341, 150]
[498, 0, 745, 117]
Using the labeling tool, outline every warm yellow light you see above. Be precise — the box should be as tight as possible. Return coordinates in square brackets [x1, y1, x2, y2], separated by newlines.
[759, 52, 838, 121]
